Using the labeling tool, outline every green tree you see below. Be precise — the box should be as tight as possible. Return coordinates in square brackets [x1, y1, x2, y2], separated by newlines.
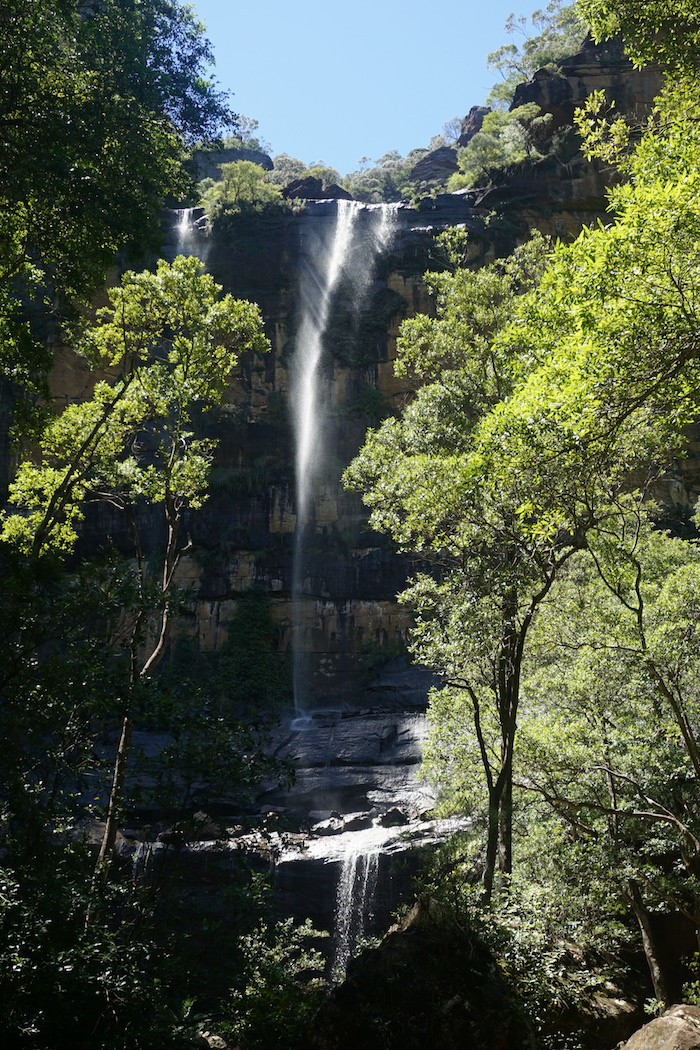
[344, 234, 592, 899]
[1, 255, 269, 905]
[267, 153, 311, 188]
[514, 514, 700, 1004]
[577, 0, 700, 74]
[448, 104, 553, 189]
[0, 0, 233, 423]
[487, 1, 587, 107]
[200, 160, 284, 220]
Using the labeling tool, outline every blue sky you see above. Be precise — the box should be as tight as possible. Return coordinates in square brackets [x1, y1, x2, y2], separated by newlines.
[191, 1, 533, 175]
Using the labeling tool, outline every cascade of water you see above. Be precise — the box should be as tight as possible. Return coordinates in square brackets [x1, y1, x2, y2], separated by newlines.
[332, 847, 380, 979]
[291, 202, 397, 716]
[173, 207, 208, 264]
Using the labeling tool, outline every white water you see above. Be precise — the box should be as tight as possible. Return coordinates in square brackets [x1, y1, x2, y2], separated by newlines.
[173, 207, 208, 264]
[291, 202, 398, 713]
[332, 847, 380, 979]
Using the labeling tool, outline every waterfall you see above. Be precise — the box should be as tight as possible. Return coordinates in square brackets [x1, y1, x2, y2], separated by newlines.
[173, 207, 208, 263]
[332, 847, 380, 979]
[291, 202, 397, 715]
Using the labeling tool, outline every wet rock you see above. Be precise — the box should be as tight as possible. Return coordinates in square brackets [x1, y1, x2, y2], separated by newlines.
[342, 813, 374, 833]
[312, 817, 345, 836]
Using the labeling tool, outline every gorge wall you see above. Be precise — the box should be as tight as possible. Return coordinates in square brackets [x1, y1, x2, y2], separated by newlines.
[47, 37, 664, 711]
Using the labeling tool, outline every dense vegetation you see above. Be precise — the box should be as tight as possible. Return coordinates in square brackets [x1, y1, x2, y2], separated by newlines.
[345, 0, 700, 1038]
[4, 0, 700, 1046]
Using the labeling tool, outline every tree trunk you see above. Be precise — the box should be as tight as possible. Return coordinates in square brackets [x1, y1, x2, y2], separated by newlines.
[626, 877, 671, 1007]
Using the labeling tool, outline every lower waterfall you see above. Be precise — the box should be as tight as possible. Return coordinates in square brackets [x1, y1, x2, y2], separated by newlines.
[332, 847, 380, 979]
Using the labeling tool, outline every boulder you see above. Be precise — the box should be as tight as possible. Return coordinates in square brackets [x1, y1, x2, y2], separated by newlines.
[458, 105, 491, 146]
[301, 901, 519, 1050]
[622, 1005, 700, 1050]
[282, 176, 352, 200]
[192, 146, 273, 180]
[378, 807, 408, 827]
[409, 145, 459, 185]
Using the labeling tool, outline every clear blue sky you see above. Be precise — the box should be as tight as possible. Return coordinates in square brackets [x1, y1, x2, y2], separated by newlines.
[191, 1, 531, 175]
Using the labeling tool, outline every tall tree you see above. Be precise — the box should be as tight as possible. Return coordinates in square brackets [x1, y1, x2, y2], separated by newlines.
[345, 235, 590, 898]
[2, 254, 269, 903]
[0, 0, 234, 422]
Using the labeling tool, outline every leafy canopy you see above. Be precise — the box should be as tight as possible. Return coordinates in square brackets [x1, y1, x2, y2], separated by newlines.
[2, 255, 269, 555]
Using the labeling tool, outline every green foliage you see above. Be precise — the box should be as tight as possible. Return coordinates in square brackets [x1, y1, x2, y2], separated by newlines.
[449, 104, 554, 189]
[2, 256, 268, 555]
[267, 153, 311, 187]
[200, 161, 285, 221]
[578, 0, 700, 75]
[0, 0, 234, 421]
[487, 1, 587, 107]
[343, 149, 424, 203]
[217, 919, 327, 1050]
[216, 588, 292, 710]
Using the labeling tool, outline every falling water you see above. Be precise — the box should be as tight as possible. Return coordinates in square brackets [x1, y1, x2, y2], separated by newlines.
[291, 202, 397, 715]
[173, 207, 208, 264]
[332, 847, 380, 979]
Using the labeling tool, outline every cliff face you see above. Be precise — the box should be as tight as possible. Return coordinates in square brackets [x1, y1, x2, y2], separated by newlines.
[45, 39, 665, 709]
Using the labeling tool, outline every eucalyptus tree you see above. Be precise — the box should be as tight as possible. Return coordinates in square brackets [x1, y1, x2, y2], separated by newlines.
[344, 233, 592, 899]
[1, 255, 269, 903]
[512, 512, 700, 1005]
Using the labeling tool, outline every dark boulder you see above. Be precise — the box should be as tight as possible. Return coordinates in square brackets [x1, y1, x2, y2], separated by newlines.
[283, 176, 353, 200]
[409, 146, 458, 185]
[301, 901, 519, 1050]
[458, 105, 491, 146]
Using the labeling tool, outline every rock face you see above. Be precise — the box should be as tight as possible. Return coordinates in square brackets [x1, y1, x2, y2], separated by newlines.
[622, 1005, 700, 1050]
[458, 105, 490, 146]
[47, 38, 670, 715]
[512, 33, 663, 133]
[282, 176, 353, 200]
[408, 145, 459, 184]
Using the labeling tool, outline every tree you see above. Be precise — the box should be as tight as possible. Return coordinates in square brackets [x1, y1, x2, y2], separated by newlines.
[486, 1, 587, 107]
[578, 0, 700, 75]
[514, 513, 700, 1003]
[344, 234, 591, 899]
[448, 104, 554, 189]
[0, 0, 234, 424]
[1, 255, 269, 905]
[416, 42, 700, 994]
[200, 160, 284, 220]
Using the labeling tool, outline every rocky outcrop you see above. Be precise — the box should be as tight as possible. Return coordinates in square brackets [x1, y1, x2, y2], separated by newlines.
[408, 145, 459, 184]
[302, 902, 520, 1050]
[458, 105, 490, 146]
[512, 33, 663, 133]
[192, 145, 274, 180]
[282, 176, 353, 200]
[621, 1005, 700, 1050]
